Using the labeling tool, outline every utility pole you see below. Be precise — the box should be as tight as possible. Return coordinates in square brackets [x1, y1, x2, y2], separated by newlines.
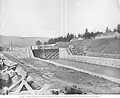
[10, 40, 12, 51]
[9, 41, 11, 51]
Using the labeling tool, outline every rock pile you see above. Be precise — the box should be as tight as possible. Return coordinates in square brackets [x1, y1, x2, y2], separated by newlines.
[0, 53, 54, 95]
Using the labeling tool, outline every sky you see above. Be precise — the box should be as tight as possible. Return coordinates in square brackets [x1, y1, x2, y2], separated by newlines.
[0, 0, 120, 37]
[68, 0, 120, 35]
[0, 0, 2, 34]
[1, 0, 61, 38]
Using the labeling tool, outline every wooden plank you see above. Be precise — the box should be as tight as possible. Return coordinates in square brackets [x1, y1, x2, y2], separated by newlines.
[8, 78, 22, 92]
[15, 67, 26, 78]
[10, 80, 34, 95]
[14, 81, 24, 94]
[22, 80, 34, 95]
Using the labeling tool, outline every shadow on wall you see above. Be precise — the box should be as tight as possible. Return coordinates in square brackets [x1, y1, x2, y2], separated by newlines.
[32, 49, 59, 60]
[59, 48, 120, 68]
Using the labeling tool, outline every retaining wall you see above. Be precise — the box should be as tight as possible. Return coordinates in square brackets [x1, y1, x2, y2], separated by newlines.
[28, 48, 120, 83]
[59, 48, 120, 68]
[27, 47, 34, 58]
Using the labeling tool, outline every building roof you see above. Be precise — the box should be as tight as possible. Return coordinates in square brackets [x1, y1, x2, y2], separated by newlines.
[70, 37, 83, 42]
[96, 32, 117, 37]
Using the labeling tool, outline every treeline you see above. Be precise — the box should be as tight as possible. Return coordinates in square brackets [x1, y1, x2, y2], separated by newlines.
[0, 46, 4, 51]
[45, 30, 103, 44]
[45, 33, 75, 44]
[42, 24, 120, 44]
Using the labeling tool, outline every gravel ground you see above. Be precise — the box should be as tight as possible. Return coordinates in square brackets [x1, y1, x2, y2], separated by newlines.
[3, 51, 120, 94]
[19, 58, 120, 94]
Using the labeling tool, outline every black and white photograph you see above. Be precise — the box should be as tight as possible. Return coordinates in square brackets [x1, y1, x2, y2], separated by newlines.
[0, 0, 120, 96]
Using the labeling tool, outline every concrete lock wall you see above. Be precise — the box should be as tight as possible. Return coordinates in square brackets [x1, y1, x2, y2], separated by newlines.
[59, 48, 120, 68]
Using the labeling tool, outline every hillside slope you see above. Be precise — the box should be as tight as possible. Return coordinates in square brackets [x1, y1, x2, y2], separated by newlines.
[69, 38, 120, 54]
[0, 35, 49, 47]
[103, 39, 120, 54]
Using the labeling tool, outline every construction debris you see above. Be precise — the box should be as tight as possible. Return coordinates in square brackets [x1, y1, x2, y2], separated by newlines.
[0, 53, 64, 95]
[2, 50, 120, 95]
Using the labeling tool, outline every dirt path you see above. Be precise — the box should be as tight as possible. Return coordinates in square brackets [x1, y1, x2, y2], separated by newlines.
[50, 59, 120, 79]
[3, 52, 120, 94]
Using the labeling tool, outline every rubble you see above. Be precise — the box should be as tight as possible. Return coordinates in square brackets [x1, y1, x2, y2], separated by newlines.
[2, 50, 120, 95]
[0, 53, 58, 95]
[2, 86, 9, 95]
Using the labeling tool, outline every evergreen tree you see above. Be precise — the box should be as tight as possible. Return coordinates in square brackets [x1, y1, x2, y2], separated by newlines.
[90, 32, 95, 38]
[78, 33, 82, 38]
[113, 28, 117, 32]
[36, 40, 42, 45]
[117, 24, 120, 33]
[105, 26, 109, 33]
[83, 28, 90, 39]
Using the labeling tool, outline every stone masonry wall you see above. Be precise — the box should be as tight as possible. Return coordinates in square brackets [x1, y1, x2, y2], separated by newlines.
[59, 48, 120, 68]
